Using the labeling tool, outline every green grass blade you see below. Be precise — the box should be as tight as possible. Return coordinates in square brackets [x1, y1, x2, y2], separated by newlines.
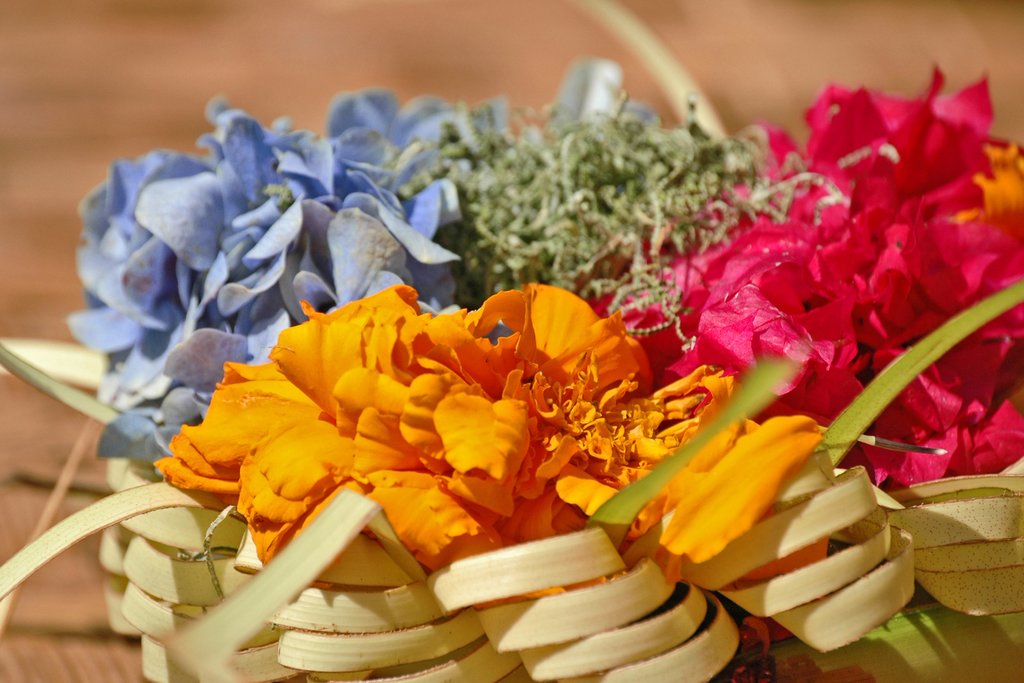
[588, 358, 798, 547]
[0, 341, 118, 424]
[824, 277, 1024, 466]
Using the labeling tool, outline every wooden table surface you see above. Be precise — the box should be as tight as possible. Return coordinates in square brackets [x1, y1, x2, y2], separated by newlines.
[2, 1, 1024, 680]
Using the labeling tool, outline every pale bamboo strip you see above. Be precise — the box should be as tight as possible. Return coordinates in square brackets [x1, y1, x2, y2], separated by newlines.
[428, 527, 624, 613]
[720, 507, 891, 616]
[772, 527, 915, 652]
[120, 506, 247, 553]
[274, 581, 443, 633]
[98, 525, 133, 574]
[103, 574, 141, 636]
[568, 0, 725, 134]
[890, 495, 1024, 547]
[346, 639, 521, 683]
[122, 536, 251, 606]
[120, 581, 278, 647]
[0, 419, 99, 640]
[914, 563, 1024, 615]
[236, 530, 413, 588]
[143, 635, 297, 683]
[890, 473, 1024, 502]
[677, 467, 878, 589]
[277, 608, 483, 672]
[915, 536, 1024, 572]
[0, 338, 106, 389]
[0, 483, 223, 606]
[477, 558, 673, 652]
[559, 594, 738, 683]
[519, 583, 708, 680]
[164, 490, 388, 683]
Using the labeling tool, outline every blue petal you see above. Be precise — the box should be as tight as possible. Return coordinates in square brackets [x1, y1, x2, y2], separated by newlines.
[395, 147, 441, 189]
[364, 269, 405, 297]
[113, 319, 182, 406]
[223, 115, 281, 203]
[344, 193, 459, 265]
[243, 199, 302, 267]
[93, 265, 173, 329]
[277, 250, 305, 320]
[122, 237, 175, 311]
[338, 169, 403, 214]
[327, 89, 398, 138]
[292, 270, 337, 313]
[216, 250, 286, 316]
[299, 200, 334, 275]
[79, 183, 109, 244]
[77, 240, 119, 293]
[201, 251, 230, 309]
[217, 159, 250, 221]
[391, 96, 455, 147]
[135, 172, 225, 271]
[335, 128, 393, 166]
[160, 386, 206, 429]
[148, 154, 215, 185]
[277, 139, 333, 197]
[232, 197, 282, 231]
[164, 328, 249, 393]
[221, 224, 262, 257]
[175, 258, 195, 311]
[403, 179, 461, 239]
[407, 259, 456, 310]
[244, 305, 290, 364]
[67, 307, 142, 353]
[97, 410, 164, 460]
[328, 208, 409, 304]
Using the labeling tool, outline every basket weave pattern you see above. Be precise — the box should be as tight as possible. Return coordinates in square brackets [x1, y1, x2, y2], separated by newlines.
[101, 446, 915, 682]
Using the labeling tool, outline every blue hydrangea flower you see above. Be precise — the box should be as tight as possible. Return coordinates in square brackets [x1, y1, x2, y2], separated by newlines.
[71, 90, 506, 457]
[72, 60, 633, 460]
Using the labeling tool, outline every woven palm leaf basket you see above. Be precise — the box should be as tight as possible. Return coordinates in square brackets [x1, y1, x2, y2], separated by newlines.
[5, 5, 1024, 681]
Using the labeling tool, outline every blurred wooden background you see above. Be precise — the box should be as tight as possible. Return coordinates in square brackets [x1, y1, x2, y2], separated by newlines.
[2, 0, 1024, 680]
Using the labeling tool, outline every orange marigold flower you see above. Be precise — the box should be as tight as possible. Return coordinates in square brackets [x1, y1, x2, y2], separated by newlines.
[156, 284, 820, 572]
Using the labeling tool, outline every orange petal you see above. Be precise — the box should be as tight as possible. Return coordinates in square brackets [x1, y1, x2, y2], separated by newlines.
[239, 421, 353, 523]
[272, 286, 421, 413]
[158, 362, 320, 489]
[465, 289, 526, 338]
[500, 488, 586, 544]
[334, 367, 411, 419]
[399, 371, 464, 457]
[524, 285, 650, 389]
[964, 143, 1024, 239]
[369, 484, 498, 569]
[659, 415, 821, 566]
[434, 393, 529, 480]
[239, 419, 355, 559]
[554, 465, 619, 516]
[353, 407, 423, 474]
[447, 472, 515, 517]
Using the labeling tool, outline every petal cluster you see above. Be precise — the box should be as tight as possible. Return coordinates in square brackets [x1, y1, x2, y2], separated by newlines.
[620, 71, 1024, 486]
[157, 284, 819, 571]
[70, 92, 500, 458]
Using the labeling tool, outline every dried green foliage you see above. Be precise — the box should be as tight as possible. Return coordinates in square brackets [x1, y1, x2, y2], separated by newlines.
[402, 100, 777, 313]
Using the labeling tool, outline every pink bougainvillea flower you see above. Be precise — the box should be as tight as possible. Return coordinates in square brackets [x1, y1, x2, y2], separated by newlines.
[621, 72, 1024, 487]
[805, 69, 991, 218]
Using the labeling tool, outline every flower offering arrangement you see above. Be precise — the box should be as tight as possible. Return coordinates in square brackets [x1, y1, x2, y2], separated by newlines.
[4, 19, 1024, 683]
